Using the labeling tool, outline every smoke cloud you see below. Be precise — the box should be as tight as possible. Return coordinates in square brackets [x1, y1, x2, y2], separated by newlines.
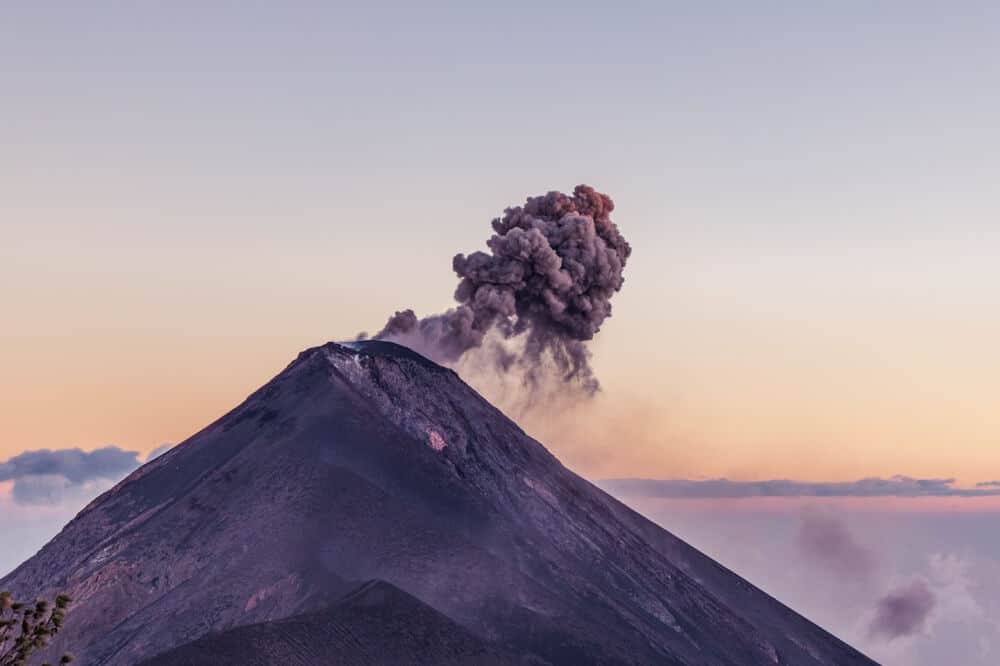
[797, 510, 879, 582]
[375, 185, 631, 393]
[869, 579, 936, 640]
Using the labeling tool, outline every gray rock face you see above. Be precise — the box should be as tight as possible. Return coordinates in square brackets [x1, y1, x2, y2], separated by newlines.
[2, 341, 876, 665]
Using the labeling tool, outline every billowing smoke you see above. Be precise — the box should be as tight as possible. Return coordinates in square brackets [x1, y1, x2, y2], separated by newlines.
[869, 579, 936, 640]
[797, 510, 879, 583]
[375, 185, 631, 393]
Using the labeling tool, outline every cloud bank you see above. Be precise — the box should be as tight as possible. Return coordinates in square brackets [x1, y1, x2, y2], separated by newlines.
[146, 443, 174, 461]
[601, 475, 1000, 499]
[614, 493, 1000, 665]
[0, 446, 142, 505]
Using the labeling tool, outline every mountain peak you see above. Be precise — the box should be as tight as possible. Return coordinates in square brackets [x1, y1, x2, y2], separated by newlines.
[334, 339, 449, 368]
[2, 342, 875, 665]
[289, 339, 453, 375]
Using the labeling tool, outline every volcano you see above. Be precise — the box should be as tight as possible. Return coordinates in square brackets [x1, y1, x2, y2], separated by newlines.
[2, 341, 875, 665]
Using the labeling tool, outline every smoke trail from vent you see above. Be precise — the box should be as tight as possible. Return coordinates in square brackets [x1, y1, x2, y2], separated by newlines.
[375, 185, 631, 393]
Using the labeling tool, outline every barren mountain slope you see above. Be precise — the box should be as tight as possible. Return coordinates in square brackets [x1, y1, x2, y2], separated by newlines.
[2, 341, 875, 665]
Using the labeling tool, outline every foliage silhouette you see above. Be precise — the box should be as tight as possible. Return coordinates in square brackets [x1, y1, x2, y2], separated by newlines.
[0, 591, 73, 666]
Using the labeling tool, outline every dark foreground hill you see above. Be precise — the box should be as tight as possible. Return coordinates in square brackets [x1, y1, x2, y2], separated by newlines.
[140, 579, 522, 666]
[2, 340, 876, 665]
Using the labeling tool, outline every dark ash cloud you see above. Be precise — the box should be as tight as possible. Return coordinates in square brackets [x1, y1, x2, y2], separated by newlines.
[375, 185, 631, 394]
[600, 475, 1000, 499]
[0, 447, 141, 505]
[798, 511, 879, 581]
[869, 579, 936, 640]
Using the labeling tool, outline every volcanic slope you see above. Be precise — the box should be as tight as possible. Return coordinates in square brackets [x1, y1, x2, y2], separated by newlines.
[2, 340, 876, 665]
[139, 579, 523, 666]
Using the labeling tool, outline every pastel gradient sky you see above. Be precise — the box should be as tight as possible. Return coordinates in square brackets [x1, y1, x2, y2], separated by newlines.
[3, 2, 999, 484]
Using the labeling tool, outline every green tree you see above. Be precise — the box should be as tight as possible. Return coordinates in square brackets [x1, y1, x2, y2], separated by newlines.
[0, 592, 73, 666]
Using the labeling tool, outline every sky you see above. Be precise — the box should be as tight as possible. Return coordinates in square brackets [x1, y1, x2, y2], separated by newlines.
[3, 2, 998, 484]
[1, 3, 999, 660]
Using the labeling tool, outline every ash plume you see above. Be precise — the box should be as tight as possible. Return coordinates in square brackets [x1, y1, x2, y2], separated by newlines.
[868, 579, 936, 640]
[375, 185, 631, 394]
[797, 510, 879, 582]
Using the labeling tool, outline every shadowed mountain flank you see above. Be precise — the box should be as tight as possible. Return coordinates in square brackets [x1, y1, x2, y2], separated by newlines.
[140, 580, 522, 666]
[2, 341, 876, 665]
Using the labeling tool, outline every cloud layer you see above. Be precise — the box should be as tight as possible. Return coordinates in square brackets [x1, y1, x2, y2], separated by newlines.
[601, 475, 1000, 499]
[0, 446, 141, 505]
[146, 443, 174, 461]
[620, 494, 1000, 666]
